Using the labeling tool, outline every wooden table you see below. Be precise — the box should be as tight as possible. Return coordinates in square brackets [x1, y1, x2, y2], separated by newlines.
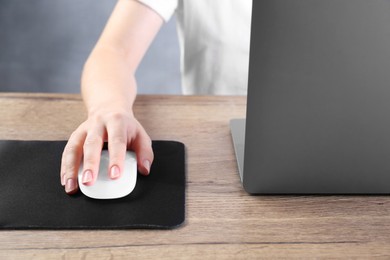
[0, 93, 390, 259]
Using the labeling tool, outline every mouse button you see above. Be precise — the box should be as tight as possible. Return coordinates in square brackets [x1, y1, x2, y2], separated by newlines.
[100, 150, 110, 162]
[125, 151, 136, 158]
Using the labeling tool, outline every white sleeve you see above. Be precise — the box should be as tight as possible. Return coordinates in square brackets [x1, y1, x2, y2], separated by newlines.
[135, 0, 178, 22]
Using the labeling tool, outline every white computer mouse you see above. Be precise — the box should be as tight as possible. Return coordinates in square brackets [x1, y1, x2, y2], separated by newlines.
[78, 150, 137, 199]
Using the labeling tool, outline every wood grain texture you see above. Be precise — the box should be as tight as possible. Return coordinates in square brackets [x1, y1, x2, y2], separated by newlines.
[1, 93, 390, 259]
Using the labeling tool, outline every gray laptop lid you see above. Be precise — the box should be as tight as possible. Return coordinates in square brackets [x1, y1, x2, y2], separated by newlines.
[243, 0, 390, 194]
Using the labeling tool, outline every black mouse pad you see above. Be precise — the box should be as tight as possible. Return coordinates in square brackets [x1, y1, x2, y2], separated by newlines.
[0, 140, 185, 229]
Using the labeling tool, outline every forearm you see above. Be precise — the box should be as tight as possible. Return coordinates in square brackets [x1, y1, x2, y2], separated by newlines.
[81, 46, 137, 116]
[81, 0, 163, 116]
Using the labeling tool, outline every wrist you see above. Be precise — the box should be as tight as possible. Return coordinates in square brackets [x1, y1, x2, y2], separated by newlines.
[87, 101, 134, 118]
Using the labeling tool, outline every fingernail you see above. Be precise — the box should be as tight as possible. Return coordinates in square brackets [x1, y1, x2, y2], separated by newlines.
[143, 160, 151, 174]
[82, 170, 93, 184]
[65, 179, 76, 193]
[110, 165, 120, 179]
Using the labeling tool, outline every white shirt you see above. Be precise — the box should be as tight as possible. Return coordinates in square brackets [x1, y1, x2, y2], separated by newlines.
[137, 0, 252, 95]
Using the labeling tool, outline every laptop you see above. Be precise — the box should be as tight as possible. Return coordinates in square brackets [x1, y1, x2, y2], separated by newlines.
[231, 0, 390, 194]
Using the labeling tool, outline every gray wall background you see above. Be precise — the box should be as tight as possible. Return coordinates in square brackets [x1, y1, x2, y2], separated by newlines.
[0, 0, 181, 94]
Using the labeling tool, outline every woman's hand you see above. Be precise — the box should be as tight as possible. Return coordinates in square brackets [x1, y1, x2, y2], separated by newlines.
[60, 108, 154, 194]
